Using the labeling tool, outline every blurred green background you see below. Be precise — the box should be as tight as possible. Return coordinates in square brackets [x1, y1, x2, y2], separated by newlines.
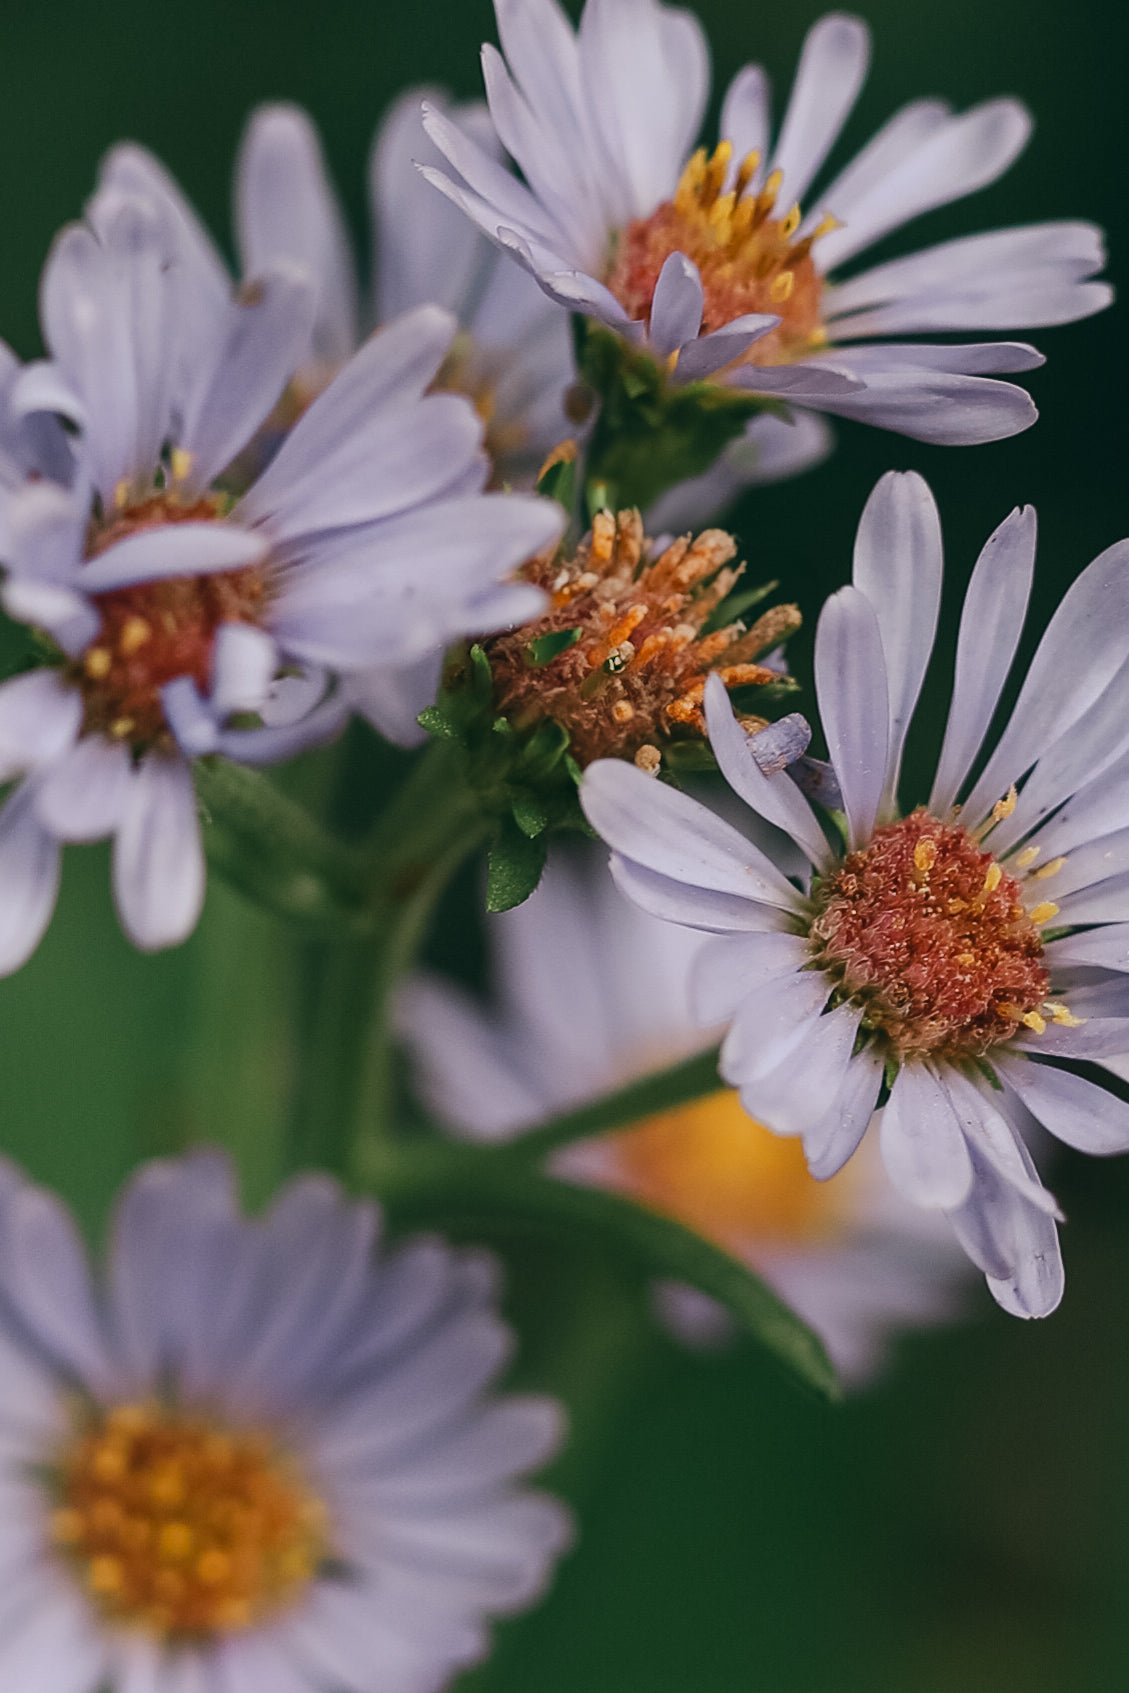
[2, 1, 1128, 1689]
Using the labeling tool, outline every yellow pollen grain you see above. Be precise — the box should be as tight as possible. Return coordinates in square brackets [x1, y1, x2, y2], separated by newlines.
[1046, 1002, 1084, 1027]
[1016, 845, 1041, 869]
[634, 745, 662, 774]
[611, 700, 635, 724]
[1022, 1010, 1047, 1033]
[169, 447, 193, 483]
[992, 786, 1019, 824]
[113, 479, 131, 511]
[780, 203, 801, 239]
[769, 270, 795, 302]
[1032, 856, 1067, 880]
[84, 647, 112, 680]
[1029, 901, 1060, 925]
[119, 615, 152, 655]
[982, 863, 1003, 896]
[956, 951, 976, 967]
[109, 717, 136, 739]
[913, 839, 938, 878]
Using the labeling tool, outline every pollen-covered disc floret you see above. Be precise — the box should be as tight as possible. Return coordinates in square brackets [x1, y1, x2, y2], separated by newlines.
[484, 508, 798, 766]
[77, 494, 270, 751]
[607, 144, 833, 368]
[812, 812, 1050, 1060]
[51, 1402, 327, 1641]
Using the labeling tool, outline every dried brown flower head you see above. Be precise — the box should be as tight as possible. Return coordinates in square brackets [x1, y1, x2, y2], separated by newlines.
[483, 508, 799, 768]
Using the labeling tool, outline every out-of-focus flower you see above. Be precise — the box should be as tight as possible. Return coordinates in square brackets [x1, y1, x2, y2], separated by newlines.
[0, 1152, 569, 1691]
[0, 189, 561, 968]
[425, 1, 1111, 447]
[582, 471, 1129, 1317]
[398, 850, 967, 1382]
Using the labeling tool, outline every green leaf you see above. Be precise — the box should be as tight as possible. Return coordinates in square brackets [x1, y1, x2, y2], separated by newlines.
[527, 627, 582, 666]
[416, 702, 461, 741]
[486, 820, 547, 911]
[536, 451, 577, 512]
[511, 792, 549, 838]
[363, 1140, 838, 1400]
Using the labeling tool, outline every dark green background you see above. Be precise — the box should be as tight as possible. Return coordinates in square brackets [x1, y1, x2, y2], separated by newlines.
[2, 2, 1128, 1688]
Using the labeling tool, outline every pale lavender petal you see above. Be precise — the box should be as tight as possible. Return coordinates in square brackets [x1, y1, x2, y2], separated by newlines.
[1, 1179, 114, 1391]
[996, 1055, 1129, 1155]
[0, 670, 82, 783]
[79, 521, 268, 593]
[236, 103, 358, 369]
[719, 969, 832, 1086]
[880, 1064, 973, 1210]
[814, 585, 889, 848]
[690, 930, 811, 1024]
[851, 470, 942, 814]
[608, 854, 798, 934]
[803, 1043, 884, 1179]
[112, 754, 205, 951]
[648, 253, 702, 360]
[804, 98, 951, 239]
[581, 759, 802, 910]
[808, 364, 1039, 445]
[720, 64, 770, 182]
[210, 623, 279, 717]
[731, 1002, 862, 1137]
[0, 786, 63, 975]
[32, 734, 132, 841]
[670, 313, 778, 381]
[929, 505, 1036, 813]
[704, 675, 829, 866]
[769, 14, 870, 205]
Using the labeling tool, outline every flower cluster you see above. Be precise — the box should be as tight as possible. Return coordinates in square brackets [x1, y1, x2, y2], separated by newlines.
[0, 0, 1123, 1684]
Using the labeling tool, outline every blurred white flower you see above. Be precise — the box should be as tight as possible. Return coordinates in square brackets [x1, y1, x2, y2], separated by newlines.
[397, 849, 967, 1383]
[0, 1151, 569, 1691]
[583, 471, 1129, 1317]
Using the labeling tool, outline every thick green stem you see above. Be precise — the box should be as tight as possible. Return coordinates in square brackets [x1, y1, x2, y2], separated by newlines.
[285, 740, 493, 1174]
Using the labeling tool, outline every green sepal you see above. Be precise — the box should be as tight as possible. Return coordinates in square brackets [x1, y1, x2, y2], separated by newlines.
[487, 817, 548, 911]
[704, 579, 780, 632]
[973, 1057, 1004, 1091]
[883, 1052, 901, 1092]
[536, 450, 577, 514]
[511, 792, 550, 838]
[527, 627, 582, 666]
[576, 319, 776, 512]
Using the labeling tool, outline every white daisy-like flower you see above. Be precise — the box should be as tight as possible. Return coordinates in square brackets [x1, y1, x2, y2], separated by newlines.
[0, 187, 562, 968]
[581, 470, 1129, 1318]
[398, 849, 967, 1383]
[0, 1150, 569, 1691]
[98, 97, 576, 746]
[424, 0, 1111, 447]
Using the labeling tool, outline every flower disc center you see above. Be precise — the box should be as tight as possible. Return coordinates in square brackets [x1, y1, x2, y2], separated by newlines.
[51, 1402, 329, 1641]
[76, 495, 269, 749]
[811, 812, 1050, 1060]
[605, 143, 833, 366]
[607, 1088, 853, 1249]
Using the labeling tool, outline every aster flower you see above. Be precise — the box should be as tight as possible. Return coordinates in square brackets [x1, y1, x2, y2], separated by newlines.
[582, 471, 1129, 1317]
[0, 190, 561, 968]
[0, 1151, 569, 1690]
[424, 1, 1111, 447]
[398, 849, 966, 1383]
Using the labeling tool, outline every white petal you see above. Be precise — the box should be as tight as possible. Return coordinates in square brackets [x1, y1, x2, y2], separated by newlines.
[648, 253, 703, 359]
[804, 98, 951, 237]
[815, 99, 1032, 272]
[690, 930, 811, 1025]
[995, 1055, 1129, 1155]
[803, 1042, 884, 1179]
[719, 969, 831, 1086]
[236, 102, 358, 369]
[0, 669, 82, 784]
[608, 854, 797, 934]
[948, 1143, 1064, 1316]
[731, 1002, 862, 1136]
[670, 313, 778, 381]
[851, 470, 942, 814]
[962, 538, 1129, 826]
[32, 734, 132, 841]
[112, 755, 205, 951]
[704, 674, 829, 867]
[78, 521, 269, 593]
[769, 14, 870, 205]
[879, 1064, 973, 1210]
[1, 1180, 114, 1391]
[720, 64, 770, 177]
[814, 585, 889, 848]
[1046, 925, 1129, 973]
[210, 623, 279, 717]
[0, 786, 63, 975]
[809, 364, 1038, 446]
[928, 505, 1036, 813]
[581, 759, 801, 911]
[941, 1068, 1061, 1215]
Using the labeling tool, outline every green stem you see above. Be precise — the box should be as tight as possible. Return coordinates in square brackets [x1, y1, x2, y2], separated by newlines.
[285, 740, 493, 1175]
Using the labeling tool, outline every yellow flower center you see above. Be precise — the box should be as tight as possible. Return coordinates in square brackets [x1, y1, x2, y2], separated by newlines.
[605, 142, 837, 368]
[50, 1402, 330, 1642]
[607, 1088, 854, 1251]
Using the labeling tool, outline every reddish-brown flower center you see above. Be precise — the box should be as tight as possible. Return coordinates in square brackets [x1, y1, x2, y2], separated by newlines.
[811, 812, 1051, 1060]
[74, 495, 270, 749]
[605, 143, 834, 369]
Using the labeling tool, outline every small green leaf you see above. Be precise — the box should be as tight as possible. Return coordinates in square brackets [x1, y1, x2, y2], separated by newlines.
[486, 820, 547, 911]
[564, 752, 584, 786]
[536, 452, 577, 512]
[416, 703, 460, 741]
[527, 627, 582, 666]
[511, 792, 549, 838]
[469, 643, 494, 698]
[884, 1053, 901, 1091]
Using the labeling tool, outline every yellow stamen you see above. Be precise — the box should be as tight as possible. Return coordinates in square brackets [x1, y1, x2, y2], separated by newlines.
[1021, 1010, 1047, 1033]
[119, 615, 152, 656]
[1029, 901, 1060, 925]
[992, 786, 1018, 824]
[84, 647, 112, 680]
[1016, 845, 1041, 869]
[1032, 856, 1066, 880]
[769, 270, 795, 302]
[169, 447, 194, 484]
